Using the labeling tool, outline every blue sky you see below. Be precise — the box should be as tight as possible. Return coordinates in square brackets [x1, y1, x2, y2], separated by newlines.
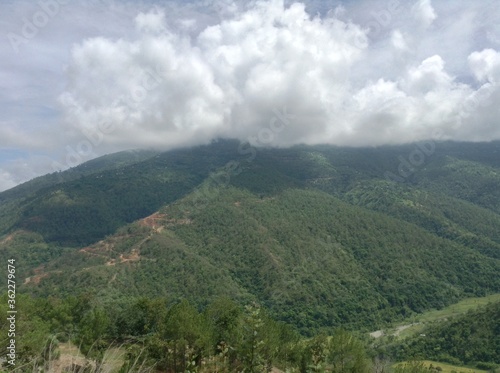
[1, 0, 500, 191]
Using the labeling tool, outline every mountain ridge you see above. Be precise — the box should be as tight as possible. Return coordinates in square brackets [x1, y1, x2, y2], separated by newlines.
[1, 139, 499, 334]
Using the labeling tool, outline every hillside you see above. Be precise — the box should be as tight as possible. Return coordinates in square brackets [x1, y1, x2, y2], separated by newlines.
[388, 300, 500, 369]
[1, 139, 500, 335]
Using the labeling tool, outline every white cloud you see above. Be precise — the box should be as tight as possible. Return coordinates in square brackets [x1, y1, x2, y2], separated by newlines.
[468, 48, 500, 83]
[391, 30, 407, 50]
[58, 0, 500, 150]
[60, 0, 368, 148]
[412, 0, 437, 28]
[404, 55, 454, 94]
[135, 9, 167, 34]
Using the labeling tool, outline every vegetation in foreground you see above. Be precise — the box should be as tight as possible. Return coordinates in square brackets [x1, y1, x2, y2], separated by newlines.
[0, 293, 370, 373]
[1, 293, 500, 373]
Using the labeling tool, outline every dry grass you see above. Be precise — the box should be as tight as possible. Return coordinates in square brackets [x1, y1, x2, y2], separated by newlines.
[3, 341, 154, 373]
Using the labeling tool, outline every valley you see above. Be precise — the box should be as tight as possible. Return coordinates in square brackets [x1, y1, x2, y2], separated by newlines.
[1, 140, 500, 372]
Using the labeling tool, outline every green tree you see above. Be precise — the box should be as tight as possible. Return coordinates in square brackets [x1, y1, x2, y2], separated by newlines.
[75, 307, 110, 370]
[204, 297, 242, 348]
[239, 303, 269, 373]
[327, 329, 370, 373]
[0, 293, 52, 369]
[162, 299, 212, 372]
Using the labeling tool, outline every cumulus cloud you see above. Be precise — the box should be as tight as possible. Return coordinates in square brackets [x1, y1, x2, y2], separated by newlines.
[469, 49, 500, 83]
[391, 30, 408, 51]
[412, 0, 437, 28]
[135, 8, 167, 34]
[2, 0, 500, 191]
[60, 0, 368, 149]
[59, 0, 500, 151]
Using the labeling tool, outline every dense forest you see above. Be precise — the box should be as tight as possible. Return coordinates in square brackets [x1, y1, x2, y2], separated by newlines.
[1, 140, 500, 371]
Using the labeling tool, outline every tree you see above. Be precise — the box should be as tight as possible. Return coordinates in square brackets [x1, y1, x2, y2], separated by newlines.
[327, 329, 370, 373]
[239, 302, 268, 373]
[162, 299, 212, 372]
[204, 297, 242, 348]
[75, 307, 110, 370]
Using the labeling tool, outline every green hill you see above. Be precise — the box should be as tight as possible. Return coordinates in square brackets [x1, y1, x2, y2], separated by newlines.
[389, 300, 500, 369]
[1, 139, 500, 336]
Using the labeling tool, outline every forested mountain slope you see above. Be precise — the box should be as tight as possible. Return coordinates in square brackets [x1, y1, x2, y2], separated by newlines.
[1, 139, 499, 334]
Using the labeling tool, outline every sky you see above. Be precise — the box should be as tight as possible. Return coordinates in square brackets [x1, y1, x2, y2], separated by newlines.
[1, 0, 500, 192]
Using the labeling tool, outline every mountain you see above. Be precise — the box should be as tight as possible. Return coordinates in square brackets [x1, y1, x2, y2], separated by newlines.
[1, 139, 500, 334]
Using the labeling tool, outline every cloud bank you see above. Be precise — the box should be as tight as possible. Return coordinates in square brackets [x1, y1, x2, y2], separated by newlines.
[60, 0, 500, 151]
[1, 0, 500, 190]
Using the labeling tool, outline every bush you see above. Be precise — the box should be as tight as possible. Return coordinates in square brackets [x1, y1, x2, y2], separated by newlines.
[475, 362, 499, 371]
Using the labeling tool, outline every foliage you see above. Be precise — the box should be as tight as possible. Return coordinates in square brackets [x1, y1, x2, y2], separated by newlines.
[1, 140, 500, 367]
[387, 301, 500, 368]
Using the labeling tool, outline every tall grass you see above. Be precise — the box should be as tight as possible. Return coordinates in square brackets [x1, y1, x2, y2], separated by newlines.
[2, 336, 155, 373]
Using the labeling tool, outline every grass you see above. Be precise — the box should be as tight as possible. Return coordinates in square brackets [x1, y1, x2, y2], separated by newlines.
[2, 341, 145, 373]
[395, 360, 489, 373]
[53, 342, 128, 373]
[421, 360, 488, 373]
[409, 293, 500, 323]
[398, 293, 500, 339]
[372, 293, 500, 340]
[378, 295, 500, 373]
